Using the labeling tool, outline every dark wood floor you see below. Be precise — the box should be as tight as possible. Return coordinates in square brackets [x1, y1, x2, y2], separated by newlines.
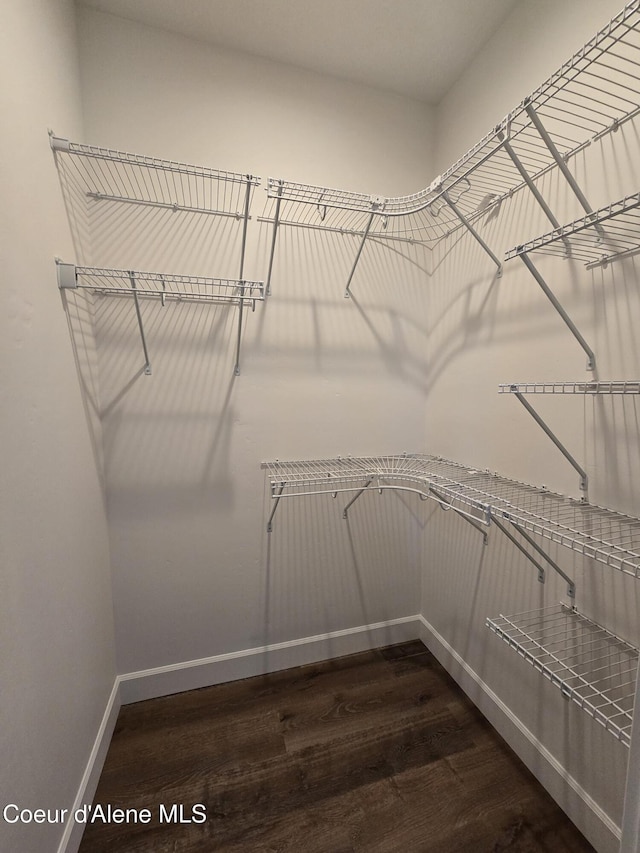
[79, 641, 595, 852]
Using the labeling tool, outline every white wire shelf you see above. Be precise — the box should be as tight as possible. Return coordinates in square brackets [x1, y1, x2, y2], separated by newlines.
[262, 1, 640, 247]
[57, 262, 263, 377]
[505, 191, 640, 266]
[57, 264, 264, 306]
[50, 135, 260, 218]
[263, 455, 640, 577]
[487, 604, 637, 746]
[499, 381, 640, 394]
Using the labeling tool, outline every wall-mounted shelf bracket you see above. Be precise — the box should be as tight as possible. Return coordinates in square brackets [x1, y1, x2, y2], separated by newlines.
[342, 477, 374, 518]
[344, 198, 385, 298]
[439, 184, 502, 276]
[512, 388, 588, 493]
[430, 485, 489, 544]
[493, 516, 576, 599]
[56, 262, 263, 377]
[492, 516, 546, 584]
[129, 272, 152, 375]
[495, 125, 562, 233]
[518, 253, 595, 370]
[267, 482, 286, 533]
[265, 180, 283, 296]
[524, 101, 598, 227]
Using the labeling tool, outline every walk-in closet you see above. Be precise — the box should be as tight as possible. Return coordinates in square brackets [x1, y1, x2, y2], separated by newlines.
[3, 1, 640, 851]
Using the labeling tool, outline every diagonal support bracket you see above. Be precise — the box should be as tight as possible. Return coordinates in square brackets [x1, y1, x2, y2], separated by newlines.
[508, 517, 576, 600]
[512, 390, 588, 493]
[496, 125, 562, 233]
[234, 177, 253, 377]
[491, 516, 547, 584]
[429, 485, 489, 544]
[265, 181, 283, 297]
[267, 482, 286, 533]
[342, 477, 374, 518]
[345, 211, 376, 298]
[440, 187, 503, 276]
[129, 272, 152, 375]
[525, 101, 603, 240]
[519, 252, 595, 370]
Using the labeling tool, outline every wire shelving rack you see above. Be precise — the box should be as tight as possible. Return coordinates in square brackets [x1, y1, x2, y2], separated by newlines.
[57, 263, 264, 376]
[261, 1, 640, 294]
[487, 604, 637, 746]
[50, 135, 260, 218]
[51, 136, 263, 376]
[499, 381, 640, 394]
[263, 454, 640, 579]
[506, 192, 640, 268]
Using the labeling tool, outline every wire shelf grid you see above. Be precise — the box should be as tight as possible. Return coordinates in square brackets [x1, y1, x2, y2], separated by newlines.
[499, 381, 640, 394]
[506, 192, 640, 265]
[264, 455, 640, 577]
[262, 2, 640, 245]
[51, 137, 260, 218]
[72, 266, 264, 305]
[487, 604, 637, 745]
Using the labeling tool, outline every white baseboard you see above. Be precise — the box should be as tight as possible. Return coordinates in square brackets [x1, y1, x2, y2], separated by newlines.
[57, 679, 121, 853]
[119, 615, 422, 704]
[417, 615, 621, 853]
[60, 614, 621, 853]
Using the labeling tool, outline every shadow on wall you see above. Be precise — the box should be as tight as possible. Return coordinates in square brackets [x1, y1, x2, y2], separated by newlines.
[259, 478, 421, 654]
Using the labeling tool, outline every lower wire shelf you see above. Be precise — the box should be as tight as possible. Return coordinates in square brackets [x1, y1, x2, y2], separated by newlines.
[487, 604, 638, 746]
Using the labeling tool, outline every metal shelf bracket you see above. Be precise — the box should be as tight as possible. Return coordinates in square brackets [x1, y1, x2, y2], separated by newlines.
[266, 482, 286, 533]
[439, 185, 503, 276]
[519, 253, 596, 370]
[265, 179, 283, 296]
[524, 101, 598, 225]
[344, 198, 385, 298]
[430, 485, 489, 544]
[129, 272, 152, 375]
[512, 389, 588, 493]
[493, 516, 576, 599]
[342, 477, 374, 518]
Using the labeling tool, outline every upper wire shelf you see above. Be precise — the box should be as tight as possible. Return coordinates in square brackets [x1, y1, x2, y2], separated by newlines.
[263, 1, 640, 240]
[50, 135, 260, 218]
[505, 191, 640, 266]
[500, 381, 640, 394]
[487, 604, 637, 746]
[264, 454, 640, 578]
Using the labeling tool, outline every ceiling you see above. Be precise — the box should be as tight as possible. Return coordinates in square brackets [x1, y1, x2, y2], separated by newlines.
[77, 0, 521, 104]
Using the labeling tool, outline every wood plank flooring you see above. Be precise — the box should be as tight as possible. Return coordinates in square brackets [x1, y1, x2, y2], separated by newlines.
[79, 642, 595, 852]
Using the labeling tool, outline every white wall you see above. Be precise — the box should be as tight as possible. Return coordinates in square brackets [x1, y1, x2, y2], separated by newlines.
[74, 8, 434, 677]
[0, 2, 117, 852]
[424, 1, 640, 850]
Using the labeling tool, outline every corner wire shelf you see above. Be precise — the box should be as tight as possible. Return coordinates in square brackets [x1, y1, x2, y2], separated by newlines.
[260, 1, 640, 295]
[56, 262, 264, 376]
[262, 454, 640, 581]
[487, 604, 638, 746]
[498, 381, 640, 494]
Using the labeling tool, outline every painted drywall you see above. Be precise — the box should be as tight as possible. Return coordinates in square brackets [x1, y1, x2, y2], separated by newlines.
[424, 1, 640, 849]
[0, 2, 117, 852]
[74, 8, 433, 675]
